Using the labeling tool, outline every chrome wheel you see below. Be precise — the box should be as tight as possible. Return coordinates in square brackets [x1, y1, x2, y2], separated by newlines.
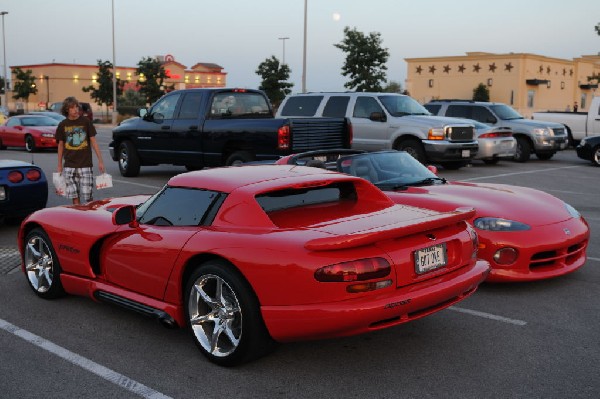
[24, 231, 56, 294]
[593, 146, 600, 166]
[188, 273, 242, 358]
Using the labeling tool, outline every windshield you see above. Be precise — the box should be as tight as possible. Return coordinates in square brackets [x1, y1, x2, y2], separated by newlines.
[490, 104, 524, 120]
[20, 116, 59, 126]
[378, 95, 431, 117]
[338, 151, 443, 187]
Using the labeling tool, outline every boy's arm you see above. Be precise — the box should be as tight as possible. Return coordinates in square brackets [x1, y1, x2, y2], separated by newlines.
[90, 136, 105, 173]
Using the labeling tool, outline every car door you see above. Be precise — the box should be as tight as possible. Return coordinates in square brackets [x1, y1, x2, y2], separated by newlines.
[168, 91, 206, 167]
[101, 186, 222, 300]
[348, 96, 391, 151]
[1, 117, 25, 146]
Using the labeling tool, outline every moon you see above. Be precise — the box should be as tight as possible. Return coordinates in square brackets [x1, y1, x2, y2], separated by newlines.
[332, 12, 341, 21]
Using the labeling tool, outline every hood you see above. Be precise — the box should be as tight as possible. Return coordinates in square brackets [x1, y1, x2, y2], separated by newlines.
[391, 115, 475, 129]
[385, 182, 574, 227]
[499, 118, 564, 129]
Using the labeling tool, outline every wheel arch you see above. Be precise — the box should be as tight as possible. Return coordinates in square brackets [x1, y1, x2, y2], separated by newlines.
[392, 133, 423, 150]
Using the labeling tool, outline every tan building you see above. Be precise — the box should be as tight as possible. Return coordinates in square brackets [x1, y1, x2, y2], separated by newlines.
[6, 55, 227, 119]
[405, 52, 600, 117]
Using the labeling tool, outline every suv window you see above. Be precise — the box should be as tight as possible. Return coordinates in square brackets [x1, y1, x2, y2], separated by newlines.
[279, 96, 323, 117]
[177, 92, 203, 119]
[150, 93, 182, 120]
[322, 96, 350, 117]
[353, 97, 383, 118]
[424, 104, 441, 114]
[210, 92, 271, 118]
[446, 105, 497, 124]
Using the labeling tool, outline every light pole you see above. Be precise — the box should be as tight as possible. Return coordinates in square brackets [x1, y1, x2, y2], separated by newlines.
[278, 37, 289, 65]
[43, 75, 49, 107]
[302, 0, 307, 93]
[1, 11, 8, 108]
[111, 0, 118, 125]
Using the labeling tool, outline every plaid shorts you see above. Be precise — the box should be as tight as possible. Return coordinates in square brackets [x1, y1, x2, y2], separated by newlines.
[63, 167, 94, 202]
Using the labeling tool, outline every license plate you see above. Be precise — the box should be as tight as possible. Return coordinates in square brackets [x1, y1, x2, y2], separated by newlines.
[461, 150, 470, 158]
[414, 243, 447, 274]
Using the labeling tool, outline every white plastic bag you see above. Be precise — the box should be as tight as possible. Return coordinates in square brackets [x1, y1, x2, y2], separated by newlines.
[52, 172, 66, 196]
[95, 173, 113, 189]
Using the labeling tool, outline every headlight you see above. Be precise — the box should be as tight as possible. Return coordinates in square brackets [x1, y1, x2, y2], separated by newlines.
[532, 128, 551, 136]
[474, 217, 530, 231]
[42, 133, 54, 138]
[428, 128, 445, 140]
[564, 202, 581, 218]
[580, 138, 587, 146]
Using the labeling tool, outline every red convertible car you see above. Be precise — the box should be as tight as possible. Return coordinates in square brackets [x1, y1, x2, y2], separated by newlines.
[19, 165, 489, 365]
[0, 115, 59, 152]
[275, 150, 590, 283]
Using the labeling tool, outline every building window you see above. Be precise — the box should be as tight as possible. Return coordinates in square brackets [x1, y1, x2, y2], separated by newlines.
[527, 90, 535, 108]
[580, 93, 587, 110]
[510, 90, 514, 105]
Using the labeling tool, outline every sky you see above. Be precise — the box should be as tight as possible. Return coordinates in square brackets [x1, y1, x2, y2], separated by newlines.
[1, 0, 599, 94]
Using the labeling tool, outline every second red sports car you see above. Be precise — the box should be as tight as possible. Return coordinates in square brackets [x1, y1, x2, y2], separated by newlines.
[276, 150, 590, 283]
[0, 115, 58, 152]
[19, 165, 489, 365]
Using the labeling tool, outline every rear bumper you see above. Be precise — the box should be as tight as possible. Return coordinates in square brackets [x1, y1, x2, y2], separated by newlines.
[261, 260, 490, 342]
[475, 138, 516, 160]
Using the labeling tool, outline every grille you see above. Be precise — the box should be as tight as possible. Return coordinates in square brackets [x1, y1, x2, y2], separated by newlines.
[529, 240, 587, 269]
[446, 125, 474, 141]
[290, 119, 348, 150]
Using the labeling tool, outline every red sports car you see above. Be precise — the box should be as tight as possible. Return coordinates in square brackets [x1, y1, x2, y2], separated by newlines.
[0, 115, 59, 152]
[19, 165, 489, 365]
[276, 150, 590, 283]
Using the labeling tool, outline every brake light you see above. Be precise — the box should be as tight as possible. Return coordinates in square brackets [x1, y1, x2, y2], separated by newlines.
[8, 171, 24, 183]
[26, 169, 42, 181]
[347, 120, 353, 146]
[278, 125, 290, 149]
[232, 88, 247, 93]
[479, 132, 512, 138]
[315, 257, 390, 282]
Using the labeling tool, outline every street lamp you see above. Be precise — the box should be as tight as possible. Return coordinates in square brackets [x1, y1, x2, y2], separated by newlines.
[302, 0, 307, 93]
[1, 11, 8, 108]
[111, 0, 118, 125]
[278, 37, 289, 65]
[43, 75, 49, 107]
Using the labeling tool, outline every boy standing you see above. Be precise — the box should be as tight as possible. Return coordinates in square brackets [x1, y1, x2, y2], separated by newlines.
[56, 96, 105, 205]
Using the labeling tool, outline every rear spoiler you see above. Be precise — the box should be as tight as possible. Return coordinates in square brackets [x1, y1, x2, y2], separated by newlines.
[305, 207, 475, 251]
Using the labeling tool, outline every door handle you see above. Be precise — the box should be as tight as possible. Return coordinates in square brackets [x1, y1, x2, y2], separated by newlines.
[189, 125, 198, 130]
[161, 126, 170, 130]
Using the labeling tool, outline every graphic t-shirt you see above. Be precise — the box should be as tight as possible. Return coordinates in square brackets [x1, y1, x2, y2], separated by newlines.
[55, 116, 97, 168]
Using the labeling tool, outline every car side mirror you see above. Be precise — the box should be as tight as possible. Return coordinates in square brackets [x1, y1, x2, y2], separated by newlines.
[112, 205, 139, 228]
[152, 112, 165, 124]
[369, 112, 386, 122]
[138, 108, 148, 118]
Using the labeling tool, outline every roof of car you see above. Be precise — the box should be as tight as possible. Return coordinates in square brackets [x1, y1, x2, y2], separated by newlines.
[168, 164, 358, 193]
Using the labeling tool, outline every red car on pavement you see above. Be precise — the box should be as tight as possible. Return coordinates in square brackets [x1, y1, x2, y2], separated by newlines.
[0, 115, 59, 152]
[19, 165, 489, 365]
[276, 150, 590, 283]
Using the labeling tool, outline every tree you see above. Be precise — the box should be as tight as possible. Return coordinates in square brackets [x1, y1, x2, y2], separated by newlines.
[82, 60, 124, 117]
[136, 57, 174, 105]
[334, 26, 389, 92]
[382, 80, 403, 93]
[12, 68, 38, 107]
[595, 22, 600, 35]
[255, 56, 294, 108]
[472, 83, 490, 101]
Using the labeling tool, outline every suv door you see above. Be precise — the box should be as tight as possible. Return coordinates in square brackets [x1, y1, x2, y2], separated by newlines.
[349, 96, 390, 151]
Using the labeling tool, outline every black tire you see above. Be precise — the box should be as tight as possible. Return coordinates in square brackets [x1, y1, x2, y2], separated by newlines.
[482, 158, 500, 165]
[0, 138, 6, 150]
[25, 135, 36, 153]
[536, 152, 554, 161]
[184, 259, 275, 366]
[395, 139, 426, 164]
[513, 136, 531, 163]
[225, 151, 253, 166]
[23, 228, 66, 299]
[592, 145, 600, 167]
[440, 161, 466, 170]
[118, 141, 141, 177]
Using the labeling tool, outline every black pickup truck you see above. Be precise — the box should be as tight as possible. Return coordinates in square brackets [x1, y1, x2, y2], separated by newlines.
[109, 88, 351, 176]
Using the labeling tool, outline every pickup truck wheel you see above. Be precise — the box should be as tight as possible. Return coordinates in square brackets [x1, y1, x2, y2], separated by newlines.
[395, 139, 426, 164]
[118, 141, 141, 177]
[482, 158, 500, 165]
[592, 146, 600, 166]
[225, 151, 253, 166]
[513, 137, 531, 163]
[536, 152, 554, 161]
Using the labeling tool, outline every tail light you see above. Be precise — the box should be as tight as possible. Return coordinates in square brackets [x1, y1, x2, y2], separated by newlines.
[347, 120, 353, 146]
[26, 169, 42, 181]
[278, 125, 290, 150]
[8, 171, 24, 183]
[315, 257, 390, 282]
[479, 132, 513, 138]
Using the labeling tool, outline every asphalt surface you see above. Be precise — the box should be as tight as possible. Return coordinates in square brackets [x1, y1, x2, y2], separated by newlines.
[1, 127, 598, 398]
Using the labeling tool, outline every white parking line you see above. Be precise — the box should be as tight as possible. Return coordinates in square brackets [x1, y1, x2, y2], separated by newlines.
[111, 178, 162, 190]
[460, 165, 584, 182]
[588, 257, 600, 262]
[0, 319, 172, 399]
[449, 306, 527, 326]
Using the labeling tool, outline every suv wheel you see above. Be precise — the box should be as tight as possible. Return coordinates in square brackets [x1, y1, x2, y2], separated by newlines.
[118, 141, 141, 177]
[395, 139, 426, 164]
[513, 137, 531, 162]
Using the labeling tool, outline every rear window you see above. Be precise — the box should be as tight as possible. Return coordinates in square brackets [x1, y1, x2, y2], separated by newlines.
[424, 104, 441, 115]
[279, 96, 323, 117]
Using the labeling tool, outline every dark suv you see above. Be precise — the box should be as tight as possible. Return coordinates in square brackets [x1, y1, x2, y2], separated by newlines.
[49, 101, 94, 121]
[425, 100, 567, 162]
